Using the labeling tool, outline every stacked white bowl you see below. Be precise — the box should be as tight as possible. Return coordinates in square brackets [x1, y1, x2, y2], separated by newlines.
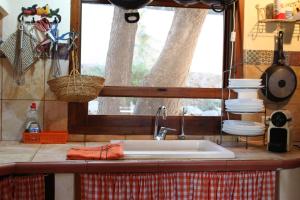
[228, 79, 263, 99]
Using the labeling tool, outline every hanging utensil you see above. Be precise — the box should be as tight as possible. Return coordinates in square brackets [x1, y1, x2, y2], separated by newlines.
[14, 21, 26, 85]
[50, 42, 61, 78]
[0, 20, 38, 85]
[261, 31, 297, 102]
[49, 26, 61, 78]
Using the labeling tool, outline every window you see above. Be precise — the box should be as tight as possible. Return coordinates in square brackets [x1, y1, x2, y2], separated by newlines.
[69, 0, 243, 135]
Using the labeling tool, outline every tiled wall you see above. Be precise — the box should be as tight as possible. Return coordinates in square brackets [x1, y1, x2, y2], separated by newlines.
[0, 0, 70, 141]
[0, 58, 69, 140]
[243, 0, 300, 142]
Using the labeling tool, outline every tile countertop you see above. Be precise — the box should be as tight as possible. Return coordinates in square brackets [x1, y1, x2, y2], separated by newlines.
[0, 141, 300, 175]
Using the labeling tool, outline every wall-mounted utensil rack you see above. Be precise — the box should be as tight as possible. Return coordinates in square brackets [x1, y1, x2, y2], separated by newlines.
[17, 4, 61, 24]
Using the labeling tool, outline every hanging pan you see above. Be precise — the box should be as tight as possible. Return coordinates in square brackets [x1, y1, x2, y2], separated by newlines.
[261, 31, 297, 102]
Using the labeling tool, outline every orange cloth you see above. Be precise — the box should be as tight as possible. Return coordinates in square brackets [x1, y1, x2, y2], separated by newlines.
[67, 143, 124, 160]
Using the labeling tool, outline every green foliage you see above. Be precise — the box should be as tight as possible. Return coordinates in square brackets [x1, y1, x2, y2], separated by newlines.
[81, 65, 105, 77]
[131, 21, 157, 86]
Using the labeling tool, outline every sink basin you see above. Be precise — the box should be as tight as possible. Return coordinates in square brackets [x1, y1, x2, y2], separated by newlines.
[111, 140, 235, 159]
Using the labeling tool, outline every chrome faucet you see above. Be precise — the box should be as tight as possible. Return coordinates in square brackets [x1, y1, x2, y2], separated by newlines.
[154, 106, 176, 140]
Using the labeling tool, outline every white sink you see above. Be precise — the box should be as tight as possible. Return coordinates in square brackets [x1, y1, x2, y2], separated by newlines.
[111, 140, 235, 159]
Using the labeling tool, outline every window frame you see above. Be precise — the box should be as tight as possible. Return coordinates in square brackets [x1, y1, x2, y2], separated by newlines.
[68, 0, 244, 135]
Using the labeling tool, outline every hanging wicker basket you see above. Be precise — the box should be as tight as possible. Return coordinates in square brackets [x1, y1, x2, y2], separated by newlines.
[47, 73, 105, 102]
[47, 47, 105, 102]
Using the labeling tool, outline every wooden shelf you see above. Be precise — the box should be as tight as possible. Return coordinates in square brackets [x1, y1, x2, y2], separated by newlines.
[259, 19, 300, 24]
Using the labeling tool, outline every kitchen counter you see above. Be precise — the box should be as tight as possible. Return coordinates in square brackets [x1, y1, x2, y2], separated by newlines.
[0, 141, 300, 176]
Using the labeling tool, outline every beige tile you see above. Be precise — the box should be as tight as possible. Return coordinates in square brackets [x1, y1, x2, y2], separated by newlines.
[0, 99, 1, 141]
[37, 143, 84, 154]
[32, 153, 69, 162]
[2, 100, 44, 141]
[0, 143, 40, 154]
[45, 59, 69, 100]
[0, 153, 35, 164]
[0, 59, 2, 140]
[44, 101, 67, 131]
[0, 58, 3, 98]
[2, 59, 45, 100]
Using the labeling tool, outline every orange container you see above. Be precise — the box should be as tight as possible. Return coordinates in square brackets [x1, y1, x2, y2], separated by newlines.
[23, 132, 40, 144]
[40, 131, 68, 144]
[23, 131, 68, 144]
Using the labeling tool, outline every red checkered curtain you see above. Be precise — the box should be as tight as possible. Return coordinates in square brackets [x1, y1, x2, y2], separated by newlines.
[13, 175, 45, 200]
[0, 177, 13, 200]
[81, 171, 276, 200]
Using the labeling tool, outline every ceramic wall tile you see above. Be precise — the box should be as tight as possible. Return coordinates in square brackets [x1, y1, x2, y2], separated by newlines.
[2, 100, 43, 141]
[45, 59, 69, 100]
[0, 59, 2, 140]
[2, 59, 45, 100]
[0, 58, 3, 98]
[44, 101, 67, 131]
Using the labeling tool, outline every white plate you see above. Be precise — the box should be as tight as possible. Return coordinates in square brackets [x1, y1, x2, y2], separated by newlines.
[225, 98, 263, 104]
[228, 86, 264, 89]
[225, 104, 264, 108]
[222, 126, 265, 131]
[231, 88, 261, 93]
[222, 125, 265, 131]
[223, 120, 265, 129]
[222, 124, 265, 131]
[222, 128, 265, 136]
[226, 106, 264, 110]
[229, 79, 262, 83]
[226, 109, 264, 113]
[229, 78, 262, 81]
[229, 83, 262, 88]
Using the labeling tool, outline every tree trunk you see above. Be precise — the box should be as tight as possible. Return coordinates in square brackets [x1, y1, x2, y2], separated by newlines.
[134, 8, 208, 115]
[99, 7, 138, 114]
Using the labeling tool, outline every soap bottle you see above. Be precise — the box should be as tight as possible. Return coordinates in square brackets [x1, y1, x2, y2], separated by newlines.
[25, 102, 41, 133]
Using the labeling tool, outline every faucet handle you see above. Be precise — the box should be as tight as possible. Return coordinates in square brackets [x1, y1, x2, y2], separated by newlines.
[155, 127, 177, 140]
[160, 127, 176, 132]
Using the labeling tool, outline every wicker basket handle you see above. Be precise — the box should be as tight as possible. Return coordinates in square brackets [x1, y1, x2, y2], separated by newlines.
[67, 49, 83, 94]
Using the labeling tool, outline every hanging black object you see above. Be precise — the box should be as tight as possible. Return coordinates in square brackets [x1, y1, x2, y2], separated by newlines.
[202, 0, 237, 12]
[108, 0, 153, 23]
[107, 0, 153, 9]
[201, 0, 223, 4]
[172, 0, 236, 12]
[261, 31, 297, 102]
[172, 0, 200, 6]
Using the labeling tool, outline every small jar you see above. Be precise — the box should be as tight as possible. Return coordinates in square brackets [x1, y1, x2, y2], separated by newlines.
[285, 7, 293, 19]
